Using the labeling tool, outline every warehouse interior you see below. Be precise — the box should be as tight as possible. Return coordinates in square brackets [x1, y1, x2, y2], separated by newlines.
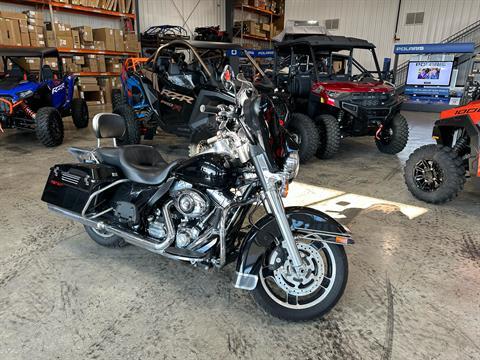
[0, 1, 479, 359]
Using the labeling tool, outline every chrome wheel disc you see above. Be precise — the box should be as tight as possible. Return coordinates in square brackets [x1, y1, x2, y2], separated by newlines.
[413, 159, 444, 191]
[259, 240, 337, 309]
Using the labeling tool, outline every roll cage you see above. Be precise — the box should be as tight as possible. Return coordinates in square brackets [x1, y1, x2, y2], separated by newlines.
[150, 39, 266, 86]
[274, 35, 383, 83]
[0, 47, 63, 82]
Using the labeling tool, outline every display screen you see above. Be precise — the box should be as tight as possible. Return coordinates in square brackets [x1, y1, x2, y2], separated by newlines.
[406, 61, 453, 86]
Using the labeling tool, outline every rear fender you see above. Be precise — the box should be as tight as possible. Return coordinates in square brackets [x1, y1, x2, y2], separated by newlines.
[234, 206, 353, 290]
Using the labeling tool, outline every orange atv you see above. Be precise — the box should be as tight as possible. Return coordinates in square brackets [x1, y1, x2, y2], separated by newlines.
[404, 100, 480, 203]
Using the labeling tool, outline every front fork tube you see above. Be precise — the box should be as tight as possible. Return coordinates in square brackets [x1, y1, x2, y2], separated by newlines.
[253, 154, 304, 269]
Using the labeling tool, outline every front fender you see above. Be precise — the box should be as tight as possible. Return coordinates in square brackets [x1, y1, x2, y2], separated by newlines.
[234, 206, 352, 290]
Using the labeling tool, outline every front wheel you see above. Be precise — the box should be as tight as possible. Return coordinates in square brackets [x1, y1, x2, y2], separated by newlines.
[404, 144, 466, 204]
[35, 107, 64, 147]
[252, 239, 348, 321]
[375, 113, 409, 154]
[71, 98, 89, 129]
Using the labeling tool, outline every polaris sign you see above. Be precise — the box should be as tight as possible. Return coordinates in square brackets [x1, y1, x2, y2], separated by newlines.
[394, 43, 475, 54]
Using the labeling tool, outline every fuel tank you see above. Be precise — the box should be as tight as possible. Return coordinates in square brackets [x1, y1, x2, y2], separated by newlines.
[173, 153, 235, 189]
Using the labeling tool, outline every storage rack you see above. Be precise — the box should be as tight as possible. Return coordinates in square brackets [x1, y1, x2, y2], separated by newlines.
[233, 1, 284, 50]
[0, 0, 139, 77]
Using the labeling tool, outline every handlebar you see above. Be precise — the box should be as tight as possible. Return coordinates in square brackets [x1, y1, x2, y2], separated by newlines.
[200, 104, 221, 114]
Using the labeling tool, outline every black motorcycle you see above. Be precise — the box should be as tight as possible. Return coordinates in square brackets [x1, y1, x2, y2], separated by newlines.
[41, 67, 353, 321]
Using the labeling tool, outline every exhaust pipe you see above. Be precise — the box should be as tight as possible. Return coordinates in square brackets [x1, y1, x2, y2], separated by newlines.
[48, 201, 175, 254]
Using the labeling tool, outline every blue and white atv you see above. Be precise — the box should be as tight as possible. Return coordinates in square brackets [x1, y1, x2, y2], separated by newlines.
[0, 48, 88, 147]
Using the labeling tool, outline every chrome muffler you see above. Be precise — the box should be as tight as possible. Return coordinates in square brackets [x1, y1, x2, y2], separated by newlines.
[48, 201, 175, 254]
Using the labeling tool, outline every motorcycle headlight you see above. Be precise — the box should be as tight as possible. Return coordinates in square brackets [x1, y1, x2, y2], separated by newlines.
[283, 151, 300, 181]
[17, 90, 33, 99]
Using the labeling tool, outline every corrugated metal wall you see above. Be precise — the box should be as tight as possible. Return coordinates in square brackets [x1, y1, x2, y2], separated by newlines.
[138, 0, 225, 35]
[285, 0, 480, 70]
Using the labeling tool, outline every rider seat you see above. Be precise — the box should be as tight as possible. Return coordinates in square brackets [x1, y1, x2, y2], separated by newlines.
[92, 113, 178, 185]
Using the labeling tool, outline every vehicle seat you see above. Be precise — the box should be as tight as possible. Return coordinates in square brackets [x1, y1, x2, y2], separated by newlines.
[92, 113, 178, 185]
[41, 65, 54, 81]
[9, 64, 25, 80]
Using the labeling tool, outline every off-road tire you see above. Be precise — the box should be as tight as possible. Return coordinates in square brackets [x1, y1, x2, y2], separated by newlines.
[287, 113, 319, 163]
[376, 113, 409, 154]
[188, 121, 218, 156]
[315, 114, 341, 159]
[252, 243, 348, 322]
[111, 89, 125, 110]
[404, 144, 466, 204]
[113, 104, 141, 145]
[84, 225, 128, 248]
[71, 98, 89, 129]
[35, 107, 64, 147]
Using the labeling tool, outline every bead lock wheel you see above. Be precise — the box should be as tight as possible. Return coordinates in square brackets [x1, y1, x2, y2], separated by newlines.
[413, 159, 444, 191]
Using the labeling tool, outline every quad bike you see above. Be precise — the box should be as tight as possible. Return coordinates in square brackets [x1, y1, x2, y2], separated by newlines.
[404, 99, 480, 203]
[0, 47, 88, 147]
[42, 66, 353, 321]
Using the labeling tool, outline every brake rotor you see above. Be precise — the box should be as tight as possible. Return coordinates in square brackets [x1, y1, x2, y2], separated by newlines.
[272, 242, 324, 296]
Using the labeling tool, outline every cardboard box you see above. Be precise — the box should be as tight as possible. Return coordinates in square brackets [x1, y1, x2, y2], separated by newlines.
[261, 23, 270, 32]
[93, 28, 115, 51]
[27, 18, 44, 27]
[45, 37, 57, 47]
[44, 58, 59, 71]
[0, 18, 11, 45]
[72, 30, 81, 48]
[97, 55, 106, 72]
[78, 77, 99, 84]
[125, 40, 140, 52]
[81, 90, 105, 106]
[17, 58, 41, 71]
[73, 26, 93, 43]
[85, 54, 98, 72]
[19, 19, 28, 33]
[0, 11, 27, 21]
[30, 37, 46, 47]
[79, 83, 100, 92]
[113, 29, 124, 51]
[5, 19, 22, 46]
[73, 55, 85, 65]
[94, 40, 105, 50]
[57, 35, 73, 48]
[28, 24, 43, 33]
[21, 32, 30, 46]
[24, 11, 45, 21]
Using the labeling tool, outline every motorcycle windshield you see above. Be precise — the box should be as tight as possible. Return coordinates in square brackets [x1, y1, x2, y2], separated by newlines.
[244, 95, 294, 171]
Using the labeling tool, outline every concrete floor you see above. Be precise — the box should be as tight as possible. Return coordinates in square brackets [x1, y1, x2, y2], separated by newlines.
[0, 108, 479, 360]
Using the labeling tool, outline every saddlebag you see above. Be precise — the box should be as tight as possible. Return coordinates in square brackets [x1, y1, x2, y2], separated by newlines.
[41, 163, 120, 213]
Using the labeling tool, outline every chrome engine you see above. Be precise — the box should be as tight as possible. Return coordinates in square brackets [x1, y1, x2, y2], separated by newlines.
[146, 181, 236, 250]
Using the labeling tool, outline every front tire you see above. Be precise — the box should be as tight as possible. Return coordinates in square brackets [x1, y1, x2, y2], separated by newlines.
[35, 107, 64, 147]
[113, 104, 141, 145]
[71, 98, 89, 129]
[252, 240, 348, 321]
[111, 89, 125, 110]
[404, 144, 466, 204]
[84, 225, 128, 248]
[375, 113, 409, 154]
[287, 113, 319, 163]
[315, 114, 341, 159]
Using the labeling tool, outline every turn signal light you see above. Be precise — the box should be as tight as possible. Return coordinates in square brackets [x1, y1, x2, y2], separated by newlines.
[335, 236, 349, 244]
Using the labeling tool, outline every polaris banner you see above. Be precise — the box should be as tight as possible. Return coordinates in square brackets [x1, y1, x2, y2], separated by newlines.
[394, 43, 475, 54]
[227, 49, 275, 58]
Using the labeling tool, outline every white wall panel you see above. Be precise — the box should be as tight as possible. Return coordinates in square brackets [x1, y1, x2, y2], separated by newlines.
[285, 0, 480, 70]
[138, 0, 225, 35]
